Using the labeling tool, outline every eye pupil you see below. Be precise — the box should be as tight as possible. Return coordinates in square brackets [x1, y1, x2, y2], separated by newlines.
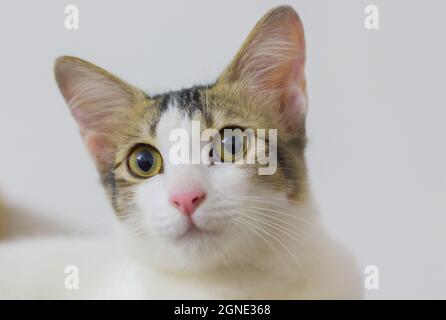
[223, 135, 242, 155]
[136, 151, 154, 172]
[213, 127, 247, 164]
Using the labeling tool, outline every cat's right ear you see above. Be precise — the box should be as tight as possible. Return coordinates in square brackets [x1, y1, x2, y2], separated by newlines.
[54, 56, 144, 170]
[218, 6, 307, 132]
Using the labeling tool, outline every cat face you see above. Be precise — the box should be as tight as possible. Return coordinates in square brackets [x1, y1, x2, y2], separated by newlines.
[55, 6, 309, 271]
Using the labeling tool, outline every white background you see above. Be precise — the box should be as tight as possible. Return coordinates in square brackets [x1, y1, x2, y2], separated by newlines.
[0, 0, 445, 299]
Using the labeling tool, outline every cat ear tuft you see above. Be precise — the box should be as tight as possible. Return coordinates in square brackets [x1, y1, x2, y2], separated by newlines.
[219, 6, 307, 131]
[54, 56, 142, 169]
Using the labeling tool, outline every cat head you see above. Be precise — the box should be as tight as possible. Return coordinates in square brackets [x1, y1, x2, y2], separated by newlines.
[55, 6, 309, 271]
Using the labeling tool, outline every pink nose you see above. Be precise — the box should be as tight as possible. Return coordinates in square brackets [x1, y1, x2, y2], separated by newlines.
[169, 190, 206, 216]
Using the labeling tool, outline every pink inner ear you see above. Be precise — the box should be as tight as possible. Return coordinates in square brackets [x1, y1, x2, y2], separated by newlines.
[276, 55, 306, 131]
[84, 133, 114, 166]
[281, 87, 306, 131]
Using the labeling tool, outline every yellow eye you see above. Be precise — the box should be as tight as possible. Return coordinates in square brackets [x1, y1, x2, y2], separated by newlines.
[127, 145, 163, 178]
[214, 128, 248, 163]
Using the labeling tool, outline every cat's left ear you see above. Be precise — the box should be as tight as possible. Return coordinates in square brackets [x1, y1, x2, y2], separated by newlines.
[54, 56, 145, 172]
[219, 6, 307, 131]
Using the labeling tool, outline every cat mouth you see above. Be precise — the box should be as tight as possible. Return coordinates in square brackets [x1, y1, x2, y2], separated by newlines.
[177, 223, 217, 240]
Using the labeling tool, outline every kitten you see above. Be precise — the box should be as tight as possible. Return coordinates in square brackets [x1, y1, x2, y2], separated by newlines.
[0, 6, 361, 299]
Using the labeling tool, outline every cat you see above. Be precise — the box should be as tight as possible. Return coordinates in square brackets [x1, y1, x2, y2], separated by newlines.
[0, 6, 361, 299]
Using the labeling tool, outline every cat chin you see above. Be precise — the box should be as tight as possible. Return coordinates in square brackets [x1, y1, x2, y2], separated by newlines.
[159, 238, 254, 273]
[129, 242, 244, 274]
[113, 220, 259, 273]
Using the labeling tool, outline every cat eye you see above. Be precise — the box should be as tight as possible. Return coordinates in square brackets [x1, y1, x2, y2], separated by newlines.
[127, 145, 163, 178]
[213, 128, 248, 163]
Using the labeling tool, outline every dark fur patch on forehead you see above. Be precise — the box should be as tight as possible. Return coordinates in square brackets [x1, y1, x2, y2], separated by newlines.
[147, 84, 215, 135]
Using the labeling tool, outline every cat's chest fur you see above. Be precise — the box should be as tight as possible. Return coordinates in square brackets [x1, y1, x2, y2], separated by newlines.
[0, 222, 361, 299]
[100, 245, 359, 299]
[102, 261, 305, 299]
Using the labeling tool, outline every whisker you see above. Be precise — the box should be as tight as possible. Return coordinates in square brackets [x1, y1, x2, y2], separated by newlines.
[242, 208, 315, 244]
[233, 212, 313, 293]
